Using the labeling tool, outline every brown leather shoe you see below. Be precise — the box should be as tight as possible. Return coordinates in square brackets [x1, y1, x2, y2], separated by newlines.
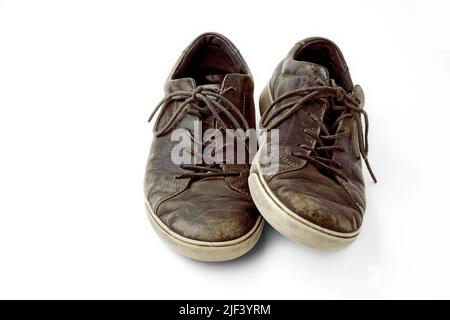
[144, 33, 263, 261]
[249, 37, 376, 251]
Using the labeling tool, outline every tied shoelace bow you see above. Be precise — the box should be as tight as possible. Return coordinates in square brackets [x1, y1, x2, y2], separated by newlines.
[148, 86, 250, 180]
[260, 83, 377, 183]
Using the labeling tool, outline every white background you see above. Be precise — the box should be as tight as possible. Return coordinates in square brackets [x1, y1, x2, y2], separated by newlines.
[1, 0, 449, 299]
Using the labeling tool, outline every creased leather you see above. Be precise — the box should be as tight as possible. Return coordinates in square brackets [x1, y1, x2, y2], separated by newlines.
[157, 178, 257, 242]
[261, 37, 367, 233]
[144, 33, 259, 242]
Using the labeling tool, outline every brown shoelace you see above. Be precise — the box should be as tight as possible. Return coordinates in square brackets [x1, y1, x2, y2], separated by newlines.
[148, 86, 249, 179]
[260, 84, 377, 183]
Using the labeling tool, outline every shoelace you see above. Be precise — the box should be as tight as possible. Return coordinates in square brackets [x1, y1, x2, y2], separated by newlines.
[260, 84, 377, 183]
[148, 86, 249, 179]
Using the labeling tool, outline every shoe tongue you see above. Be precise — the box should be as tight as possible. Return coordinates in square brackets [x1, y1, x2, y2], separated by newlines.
[198, 73, 252, 127]
[198, 83, 221, 90]
[163, 79, 223, 131]
[164, 75, 251, 131]
[274, 60, 330, 97]
[272, 61, 331, 147]
[196, 83, 222, 130]
[164, 78, 222, 93]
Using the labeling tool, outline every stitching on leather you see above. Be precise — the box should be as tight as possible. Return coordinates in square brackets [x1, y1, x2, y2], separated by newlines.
[167, 140, 174, 171]
[336, 177, 363, 215]
[274, 76, 281, 98]
[242, 90, 246, 118]
[282, 112, 296, 144]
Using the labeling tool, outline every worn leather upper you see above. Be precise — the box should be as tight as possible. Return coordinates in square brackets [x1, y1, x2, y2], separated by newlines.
[144, 33, 259, 242]
[260, 38, 370, 233]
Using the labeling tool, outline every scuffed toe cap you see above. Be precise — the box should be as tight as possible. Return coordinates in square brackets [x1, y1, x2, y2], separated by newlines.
[267, 165, 363, 233]
[152, 179, 259, 242]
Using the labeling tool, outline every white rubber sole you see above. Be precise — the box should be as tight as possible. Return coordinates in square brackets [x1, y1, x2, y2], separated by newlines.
[145, 201, 264, 262]
[249, 84, 359, 251]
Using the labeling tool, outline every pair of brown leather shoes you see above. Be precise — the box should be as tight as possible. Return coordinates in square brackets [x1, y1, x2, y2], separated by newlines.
[144, 33, 376, 261]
